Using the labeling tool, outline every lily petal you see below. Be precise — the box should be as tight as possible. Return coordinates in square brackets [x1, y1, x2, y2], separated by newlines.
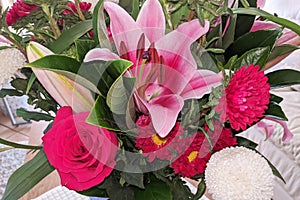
[136, 0, 165, 43]
[181, 70, 223, 100]
[265, 116, 294, 142]
[256, 120, 275, 140]
[27, 42, 95, 113]
[147, 94, 184, 138]
[156, 19, 209, 78]
[104, 2, 144, 58]
[84, 48, 119, 62]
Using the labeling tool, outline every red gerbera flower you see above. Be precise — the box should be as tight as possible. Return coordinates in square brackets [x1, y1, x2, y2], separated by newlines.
[63, 2, 91, 15]
[170, 132, 211, 178]
[208, 121, 237, 152]
[215, 64, 270, 131]
[6, 0, 38, 26]
[170, 122, 237, 178]
[135, 115, 184, 162]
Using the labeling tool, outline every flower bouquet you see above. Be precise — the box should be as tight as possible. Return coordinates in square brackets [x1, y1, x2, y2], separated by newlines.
[1, 0, 300, 199]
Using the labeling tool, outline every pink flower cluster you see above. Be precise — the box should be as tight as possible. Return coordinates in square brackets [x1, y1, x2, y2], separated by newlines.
[5, 0, 38, 26]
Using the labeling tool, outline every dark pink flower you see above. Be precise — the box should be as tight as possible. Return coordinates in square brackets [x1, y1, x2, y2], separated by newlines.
[63, 2, 91, 15]
[5, 0, 38, 26]
[215, 65, 270, 131]
[135, 115, 184, 162]
[42, 106, 118, 191]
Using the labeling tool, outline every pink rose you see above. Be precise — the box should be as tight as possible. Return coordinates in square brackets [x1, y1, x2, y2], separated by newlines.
[42, 106, 118, 191]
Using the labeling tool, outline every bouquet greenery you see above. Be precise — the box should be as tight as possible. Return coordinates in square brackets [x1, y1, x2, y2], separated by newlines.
[1, 0, 300, 199]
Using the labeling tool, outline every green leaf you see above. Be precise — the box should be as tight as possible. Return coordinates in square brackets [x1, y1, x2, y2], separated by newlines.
[131, 0, 140, 20]
[0, 89, 23, 98]
[107, 77, 136, 115]
[225, 29, 282, 60]
[270, 93, 283, 104]
[93, 0, 111, 49]
[268, 44, 299, 61]
[26, 55, 101, 93]
[234, 0, 257, 39]
[120, 172, 144, 189]
[78, 186, 108, 198]
[254, 150, 286, 184]
[192, 179, 206, 200]
[26, 73, 36, 94]
[87, 95, 121, 131]
[232, 7, 300, 36]
[266, 69, 300, 88]
[135, 177, 172, 200]
[2, 150, 55, 200]
[232, 47, 270, 69]
[48, 20, 93, 53]
[16, 108, 54, 122]
[75, 39, 97, 62]
[236, 136, 258, 149]
[78, 59, 133, 97]
[265, 103, 288, 121]
[0, 138, 41, 150]
[267, 158, 286, 184]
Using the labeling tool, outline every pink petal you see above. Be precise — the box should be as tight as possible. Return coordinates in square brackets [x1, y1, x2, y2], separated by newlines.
[147, 94, 184, 138]
[104, 2, 144, 58]
[136, 0, 165, 43]
[257, 0, 266, 8]
[84, 48, 119, 62]
[156, 19, 209, 78]
[181, 70, 223, 100]
[265, 116, 294, 142]
[250, 21, 279, 32]
[256, 120, 275, 139]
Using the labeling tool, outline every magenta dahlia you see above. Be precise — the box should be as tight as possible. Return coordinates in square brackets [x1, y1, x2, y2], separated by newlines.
[215, 64, 270, 131]
[5, 0, 38, 26]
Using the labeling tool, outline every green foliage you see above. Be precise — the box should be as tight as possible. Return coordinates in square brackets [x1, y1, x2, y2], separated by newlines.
[16, 108, 54, 122]
[75, 39, 97, 62]
[236, 136, 258, 149]
[135, 175, 172, 200]
[231, 47, 270, 69]
[225, 28, 282, 60]
[48, 20, 93, 53]
[2, 150, 54, 200]
[266, 69, 300, 89]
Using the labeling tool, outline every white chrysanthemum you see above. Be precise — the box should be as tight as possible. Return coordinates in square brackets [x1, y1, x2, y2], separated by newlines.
[0, 48, 26, 89]
[205, 147, 274, 200]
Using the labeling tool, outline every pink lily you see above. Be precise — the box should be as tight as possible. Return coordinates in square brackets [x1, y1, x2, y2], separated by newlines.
[84, 0, 222, 137]
[27, 42, 95, 113]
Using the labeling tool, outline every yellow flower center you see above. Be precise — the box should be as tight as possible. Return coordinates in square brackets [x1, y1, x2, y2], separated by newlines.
[188, 151, 198, 163]
[152, 134, 168, 146]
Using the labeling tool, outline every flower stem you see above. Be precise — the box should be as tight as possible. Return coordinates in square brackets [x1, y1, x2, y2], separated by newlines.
[75, 0, 86, 21]
[41, 4, 61, 39]
[160, 0, 174, 30]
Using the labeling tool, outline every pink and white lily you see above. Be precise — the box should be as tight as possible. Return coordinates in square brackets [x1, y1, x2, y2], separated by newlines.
[84, 0, 222, 137]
